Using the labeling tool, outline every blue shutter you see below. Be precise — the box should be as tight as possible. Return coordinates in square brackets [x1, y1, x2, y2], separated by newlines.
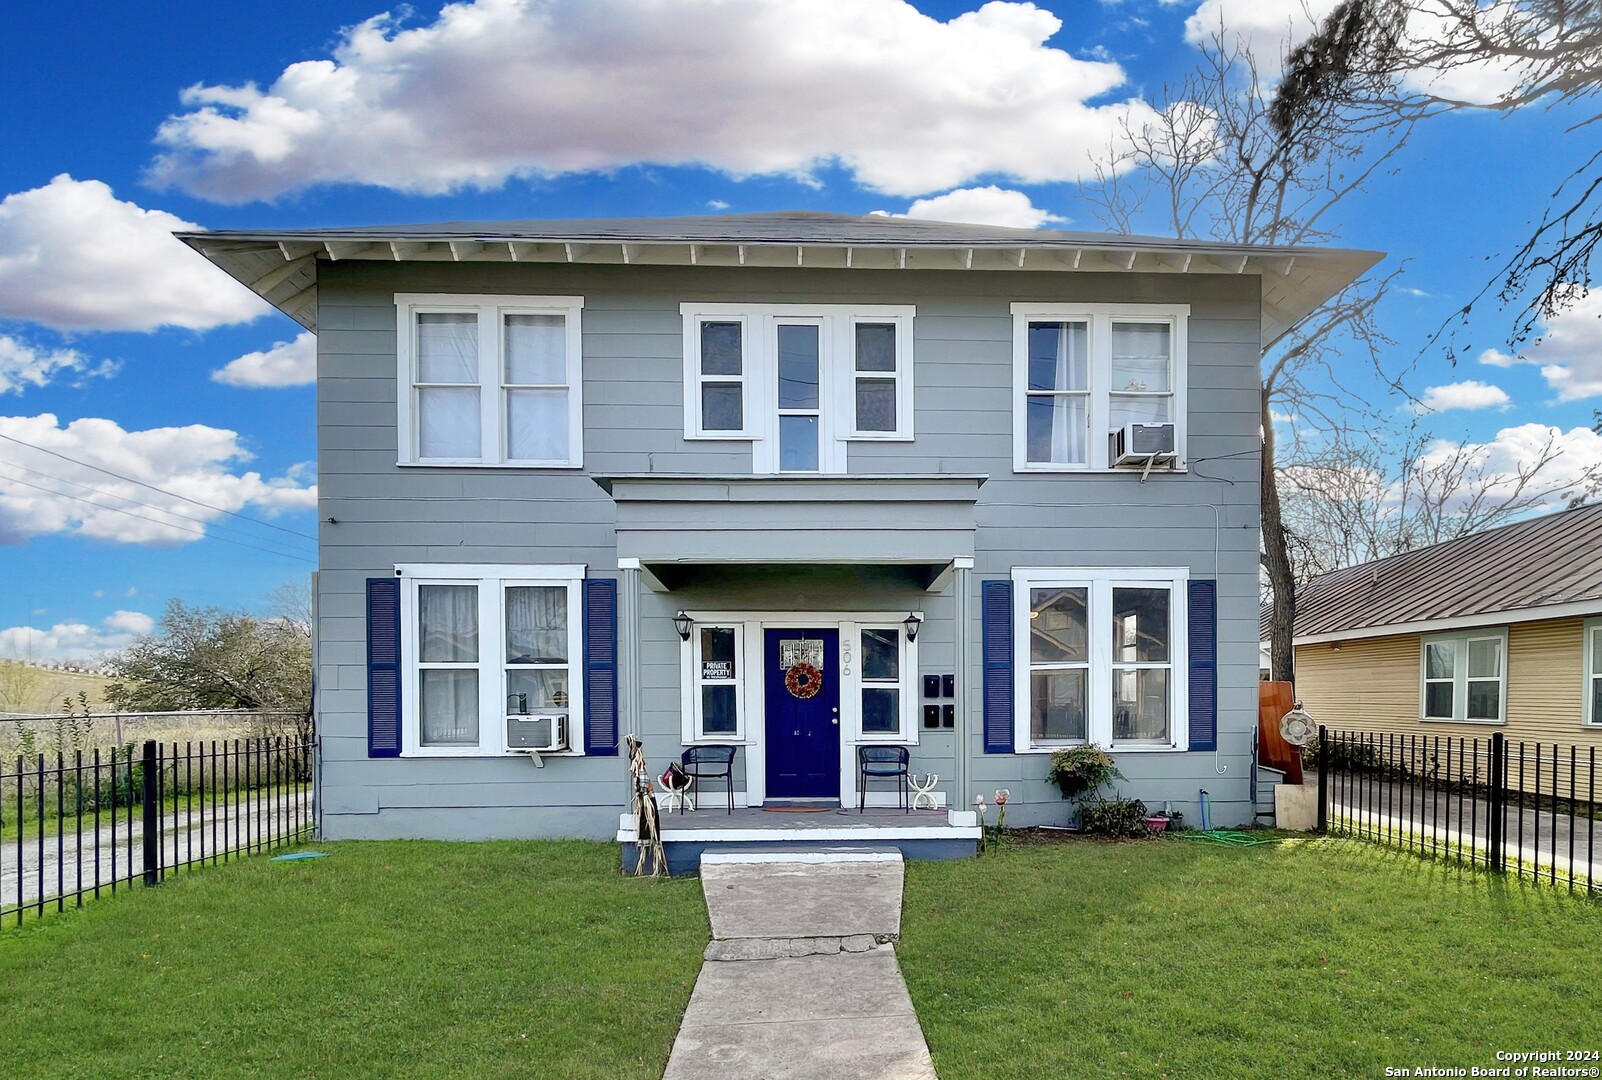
[583, 578, 620, 757]
[1188, 578, 1218, 752]
[366, 577, 402, 758]
[981, 579, 1015, 754]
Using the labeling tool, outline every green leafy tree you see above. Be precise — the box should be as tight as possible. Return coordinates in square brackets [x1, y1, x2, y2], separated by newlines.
[106, 596, 312, 735]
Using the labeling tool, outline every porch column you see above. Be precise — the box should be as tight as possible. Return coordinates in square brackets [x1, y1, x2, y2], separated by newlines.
[951, 558, 973, 812]
[617, 561, 642, 737]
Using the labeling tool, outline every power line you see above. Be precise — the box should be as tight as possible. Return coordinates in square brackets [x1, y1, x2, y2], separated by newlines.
[0, 456, 315, 554]
[0, 466, 317, 565]
[0, 430, 318, 542]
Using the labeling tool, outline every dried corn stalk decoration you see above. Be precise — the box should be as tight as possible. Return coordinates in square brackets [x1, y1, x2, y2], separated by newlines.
[626, 734, 668, 877]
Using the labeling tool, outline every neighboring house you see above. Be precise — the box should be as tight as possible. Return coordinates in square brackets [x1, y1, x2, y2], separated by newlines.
[1291, 504, 1602, 765]
[182, 211, 1376, 839]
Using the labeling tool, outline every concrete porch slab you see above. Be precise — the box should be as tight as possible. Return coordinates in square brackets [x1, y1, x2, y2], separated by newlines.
[701, 859, 904, 941]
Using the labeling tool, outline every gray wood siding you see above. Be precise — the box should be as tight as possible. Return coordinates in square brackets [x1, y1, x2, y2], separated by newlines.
[314, 261, 1261, 838]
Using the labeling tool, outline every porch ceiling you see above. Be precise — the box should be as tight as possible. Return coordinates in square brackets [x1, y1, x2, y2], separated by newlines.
[597, 474, 982, 590]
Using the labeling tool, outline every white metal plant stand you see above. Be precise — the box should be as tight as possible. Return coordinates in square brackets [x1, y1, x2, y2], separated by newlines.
[909, 773, 940, 811]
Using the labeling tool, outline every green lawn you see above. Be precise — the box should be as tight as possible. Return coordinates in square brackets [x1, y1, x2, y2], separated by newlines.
[899, 835, 1602, 1080]
[0, 841, 708, 1079]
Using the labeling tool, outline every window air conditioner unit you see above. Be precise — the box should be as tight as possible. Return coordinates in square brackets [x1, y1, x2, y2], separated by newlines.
[506, 713, 570, 753]
[1111, 422, 1177, 467]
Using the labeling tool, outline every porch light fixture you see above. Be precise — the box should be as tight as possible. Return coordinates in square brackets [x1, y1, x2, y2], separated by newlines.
[903, 612, 922, 643]
[673, 611, 693, 641]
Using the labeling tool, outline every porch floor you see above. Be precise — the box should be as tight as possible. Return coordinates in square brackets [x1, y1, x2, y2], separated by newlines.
[618, 806, 981, 874]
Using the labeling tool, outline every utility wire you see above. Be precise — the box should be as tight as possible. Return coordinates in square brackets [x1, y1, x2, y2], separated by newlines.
[0, 430, 318, 542]
[0, 457, 315, 554]
[0, 467, 317, 565]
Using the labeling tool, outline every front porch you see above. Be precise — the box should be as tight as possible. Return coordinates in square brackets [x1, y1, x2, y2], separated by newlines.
[617, 805, 982, 875]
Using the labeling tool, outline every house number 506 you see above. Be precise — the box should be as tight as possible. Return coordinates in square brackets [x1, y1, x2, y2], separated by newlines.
[841, 639, 853, 678]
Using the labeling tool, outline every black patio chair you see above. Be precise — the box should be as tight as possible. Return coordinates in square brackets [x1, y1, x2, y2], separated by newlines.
[857, 745, 911, 813]
[681, 745, 737, 814]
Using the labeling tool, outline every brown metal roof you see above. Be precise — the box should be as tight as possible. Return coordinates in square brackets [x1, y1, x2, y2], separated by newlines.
[1292, 502, 1602, 639]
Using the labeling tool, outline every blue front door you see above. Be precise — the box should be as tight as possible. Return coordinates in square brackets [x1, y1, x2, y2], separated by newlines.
[764, 628, 841, 799]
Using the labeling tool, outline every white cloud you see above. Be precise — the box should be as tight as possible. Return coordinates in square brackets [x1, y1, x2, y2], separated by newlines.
[1418, 422, 1602, 509]
[149, 0, 1160, 202]
[0, 610, 154, 662]
[212, 331, 316, 388]
[1184, 0, 1331, 63]
[1473, 289, 1602, 401]
[0, 175, 270, 332]
[0, 335, 118, 394]
[885, 186, 1067, 229]
[1412, 380, 1511, 413]
[0, 413, 316, 547]
[706, 199, 731, 211]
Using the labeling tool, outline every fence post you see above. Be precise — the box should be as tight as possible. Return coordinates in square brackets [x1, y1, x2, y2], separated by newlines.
[1488, 731, 1505, 874]
[141, 740, 159, 887]
[1316, 725, 1329, 834]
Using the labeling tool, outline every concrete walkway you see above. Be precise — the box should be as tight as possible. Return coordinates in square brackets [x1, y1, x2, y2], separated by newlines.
[663, 853, 937, 1080]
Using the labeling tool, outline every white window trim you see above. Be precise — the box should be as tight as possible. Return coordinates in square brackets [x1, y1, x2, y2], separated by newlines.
[682, 624, 747, 742]
[1010, 303, 1188, 473]
[396, 293, 584, 468]
[1585, 618, 1602, 729]
[681, 303, 916, 471]
[1418, 628, 1508, 725]
[1011, 567, 1191, 753]
[397, 563, 586, 757]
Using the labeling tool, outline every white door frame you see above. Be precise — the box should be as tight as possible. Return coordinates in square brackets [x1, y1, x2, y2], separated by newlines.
[680, 609, 921, 806]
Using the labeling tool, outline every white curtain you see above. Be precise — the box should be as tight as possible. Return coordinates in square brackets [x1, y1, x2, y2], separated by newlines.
[505, 586, 567, 664]
[421, 670, 479, 745]
[506, 389, 568, 462]
[1047, 324, 1086, 465]
[417, 313, 478, 382]
[419, 585, 478, 663]
[504, 314, 566, 384]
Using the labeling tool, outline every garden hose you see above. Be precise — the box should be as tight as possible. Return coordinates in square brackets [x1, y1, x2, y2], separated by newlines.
[1177, 830, 1289, 846]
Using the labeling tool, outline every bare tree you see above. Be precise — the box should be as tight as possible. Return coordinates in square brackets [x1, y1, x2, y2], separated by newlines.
[1274, 0, 1602, 350]
[1085, 32, 1413, 681]
[1280, 418, 1602, 579]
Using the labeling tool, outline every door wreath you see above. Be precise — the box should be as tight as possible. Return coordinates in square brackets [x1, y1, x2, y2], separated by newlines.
[784, 661, 823, 700]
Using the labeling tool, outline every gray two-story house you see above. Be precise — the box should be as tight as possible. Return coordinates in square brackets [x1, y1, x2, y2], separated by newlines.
[184, 212, 1377, 847]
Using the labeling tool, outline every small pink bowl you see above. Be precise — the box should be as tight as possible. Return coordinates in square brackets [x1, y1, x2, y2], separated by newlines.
[1144, 816, 1169, 832]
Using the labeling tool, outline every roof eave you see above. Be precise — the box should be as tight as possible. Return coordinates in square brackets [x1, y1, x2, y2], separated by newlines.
[175, 229, 1383, 341]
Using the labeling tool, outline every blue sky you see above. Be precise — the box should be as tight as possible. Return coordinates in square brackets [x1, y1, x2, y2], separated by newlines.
[1, 0, 1597, 660]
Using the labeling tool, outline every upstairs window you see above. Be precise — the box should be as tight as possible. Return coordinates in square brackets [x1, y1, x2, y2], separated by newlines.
[397, 294, 584, 466]
[1011, 304, 1187, 472]
[683, 304, 914, 472]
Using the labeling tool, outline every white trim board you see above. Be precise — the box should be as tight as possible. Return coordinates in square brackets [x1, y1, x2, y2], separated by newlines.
[1293, 599, 1602, 646]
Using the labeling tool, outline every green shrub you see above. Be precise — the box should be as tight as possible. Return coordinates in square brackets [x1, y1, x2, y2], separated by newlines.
[1079, 797, 1154, 838]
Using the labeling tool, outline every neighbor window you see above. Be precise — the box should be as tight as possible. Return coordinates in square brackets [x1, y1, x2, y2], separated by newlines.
[397, 294, 584, 466]
[1011, 304, 1187, 471]
[1014, 568, 1190, 751]
[399, 564, 584, 755]
[1419, 629, 1507, 723]
[682, 304, 915, 472]
[1585, 619, 1602, 728]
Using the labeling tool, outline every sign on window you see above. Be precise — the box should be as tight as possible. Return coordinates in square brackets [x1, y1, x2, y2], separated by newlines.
[702, 660, 733, 680]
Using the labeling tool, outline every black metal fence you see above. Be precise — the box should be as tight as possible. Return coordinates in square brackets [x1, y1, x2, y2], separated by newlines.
[1317, 727, 1598, 896]
[1, 737, 314, 924]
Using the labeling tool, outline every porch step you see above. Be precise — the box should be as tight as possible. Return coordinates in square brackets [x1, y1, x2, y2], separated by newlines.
[701, 846, 904, 867]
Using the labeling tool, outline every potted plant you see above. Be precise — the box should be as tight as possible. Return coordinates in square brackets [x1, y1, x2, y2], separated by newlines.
[1046, 745, 1123, 802]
